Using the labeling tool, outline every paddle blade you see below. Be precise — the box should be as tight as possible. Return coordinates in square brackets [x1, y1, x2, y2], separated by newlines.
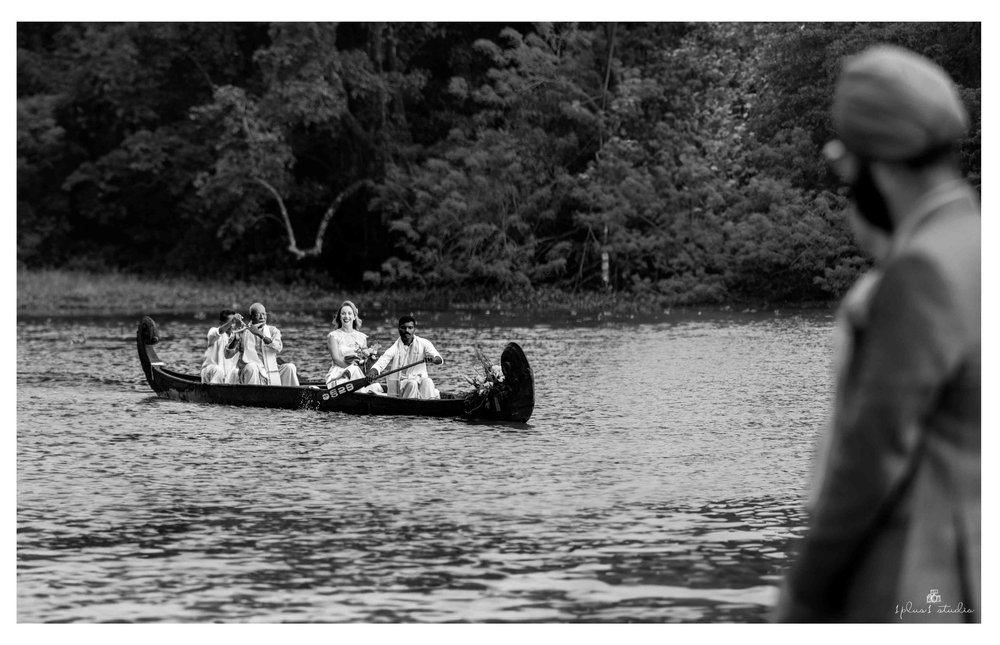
[324, 375, 372, 399]
[324, 359, 425, 399]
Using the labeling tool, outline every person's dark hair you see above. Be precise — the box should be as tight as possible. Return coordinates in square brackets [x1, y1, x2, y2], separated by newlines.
[218, 309, 237, 323]
[850, 162, 894, 233]
[398, 314, 416, 327]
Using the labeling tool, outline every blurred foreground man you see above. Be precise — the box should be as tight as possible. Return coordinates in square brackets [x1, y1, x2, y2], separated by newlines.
[776, 45, 980, 622]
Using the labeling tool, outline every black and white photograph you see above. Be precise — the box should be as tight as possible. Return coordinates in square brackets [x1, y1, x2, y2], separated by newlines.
[14, 6, 986, 638]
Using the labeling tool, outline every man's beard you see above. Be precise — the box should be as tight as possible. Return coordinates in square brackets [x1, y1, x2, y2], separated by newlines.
[850, 163, 894, 234]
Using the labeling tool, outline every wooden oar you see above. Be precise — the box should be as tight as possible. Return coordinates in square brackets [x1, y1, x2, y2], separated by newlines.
[325, 359, 427, 399]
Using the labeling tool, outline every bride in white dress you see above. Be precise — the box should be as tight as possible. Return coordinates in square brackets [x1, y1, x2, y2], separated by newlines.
[325, 300, 382, 393]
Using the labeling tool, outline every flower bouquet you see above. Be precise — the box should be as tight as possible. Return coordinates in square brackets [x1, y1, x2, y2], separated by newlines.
[464, 348, 508, 412]
[355, 344, 381, 371]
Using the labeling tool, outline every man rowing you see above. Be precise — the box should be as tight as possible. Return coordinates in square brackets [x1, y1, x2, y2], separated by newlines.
[366, 315, 443, 399]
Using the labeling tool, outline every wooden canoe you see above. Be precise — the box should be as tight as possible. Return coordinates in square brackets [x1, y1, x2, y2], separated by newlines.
[136, 316, 534, 422]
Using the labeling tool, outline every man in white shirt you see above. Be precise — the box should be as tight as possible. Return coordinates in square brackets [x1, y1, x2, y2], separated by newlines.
[366, 315, 443, 398]
[200, 309, 242, 384]
[229, 302, 299, 386]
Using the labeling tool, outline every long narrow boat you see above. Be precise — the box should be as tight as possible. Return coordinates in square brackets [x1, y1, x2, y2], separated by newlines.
[136, 316, 534, 422]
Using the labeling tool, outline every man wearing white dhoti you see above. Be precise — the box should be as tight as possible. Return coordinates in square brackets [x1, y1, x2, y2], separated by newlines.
[230, 303, 299, 386]
[200, 309, 242, 384]
[366, 315, 443, 399]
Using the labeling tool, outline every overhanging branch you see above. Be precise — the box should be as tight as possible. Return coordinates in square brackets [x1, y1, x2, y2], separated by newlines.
[253, 177, 375, 260]
[252, 177, 300, 254]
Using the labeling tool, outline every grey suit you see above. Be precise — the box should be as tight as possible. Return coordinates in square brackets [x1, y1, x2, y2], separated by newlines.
[778, 181, 980, 622]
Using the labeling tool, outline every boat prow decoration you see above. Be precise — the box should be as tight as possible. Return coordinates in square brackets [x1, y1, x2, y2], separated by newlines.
[137, 315, 163, 387]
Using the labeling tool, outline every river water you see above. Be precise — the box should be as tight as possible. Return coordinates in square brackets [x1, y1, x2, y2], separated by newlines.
[16, 308, 835, 623]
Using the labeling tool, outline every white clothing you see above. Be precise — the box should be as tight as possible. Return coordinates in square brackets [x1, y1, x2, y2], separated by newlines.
[200, 326, 239, 384]
[370, 335, 443, 399]
[235, 324, 299, 386]
[325, 328, 367, 388]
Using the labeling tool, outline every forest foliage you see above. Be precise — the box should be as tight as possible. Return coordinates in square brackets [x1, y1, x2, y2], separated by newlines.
[16, 22, 981, 304]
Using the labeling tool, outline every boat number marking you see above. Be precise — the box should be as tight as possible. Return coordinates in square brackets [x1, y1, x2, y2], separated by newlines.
[322, 382, 356, 400]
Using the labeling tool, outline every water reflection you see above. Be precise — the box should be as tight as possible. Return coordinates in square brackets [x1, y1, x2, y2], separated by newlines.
[18, 312, 832, 622]
[19, 494, 805, 622]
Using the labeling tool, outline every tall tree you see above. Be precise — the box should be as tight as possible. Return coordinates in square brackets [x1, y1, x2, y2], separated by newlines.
[192, 23, 441, 280]
[372, 23, 608, 289]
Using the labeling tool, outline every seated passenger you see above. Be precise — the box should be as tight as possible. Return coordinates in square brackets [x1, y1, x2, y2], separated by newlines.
[228, 302, 299, 386]
[200, 309, 242, 384]
[325, 300, 382, 393]
[366, 315, 442, 399]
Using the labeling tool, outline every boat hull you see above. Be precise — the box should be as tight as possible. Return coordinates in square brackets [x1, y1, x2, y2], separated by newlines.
[137, 316, 533, 422]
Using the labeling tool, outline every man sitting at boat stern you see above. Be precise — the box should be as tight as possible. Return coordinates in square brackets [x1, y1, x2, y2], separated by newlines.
[200, 308, 242, 384]
[366, 315, 443, 399]
[228, 302, 299, 386]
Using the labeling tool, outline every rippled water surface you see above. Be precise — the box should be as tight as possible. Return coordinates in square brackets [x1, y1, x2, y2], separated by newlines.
[17, 309, 835, 622]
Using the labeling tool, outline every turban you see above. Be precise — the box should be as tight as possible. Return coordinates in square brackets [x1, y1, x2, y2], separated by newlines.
[832, 45, 968, 161]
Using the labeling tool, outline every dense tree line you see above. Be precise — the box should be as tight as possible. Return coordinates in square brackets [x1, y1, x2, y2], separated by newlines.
[17, 22, 980, 304]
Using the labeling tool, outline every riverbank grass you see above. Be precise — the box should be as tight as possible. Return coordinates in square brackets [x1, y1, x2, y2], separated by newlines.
[17, 268, 831, 319]
[16, 268, 332, 317]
